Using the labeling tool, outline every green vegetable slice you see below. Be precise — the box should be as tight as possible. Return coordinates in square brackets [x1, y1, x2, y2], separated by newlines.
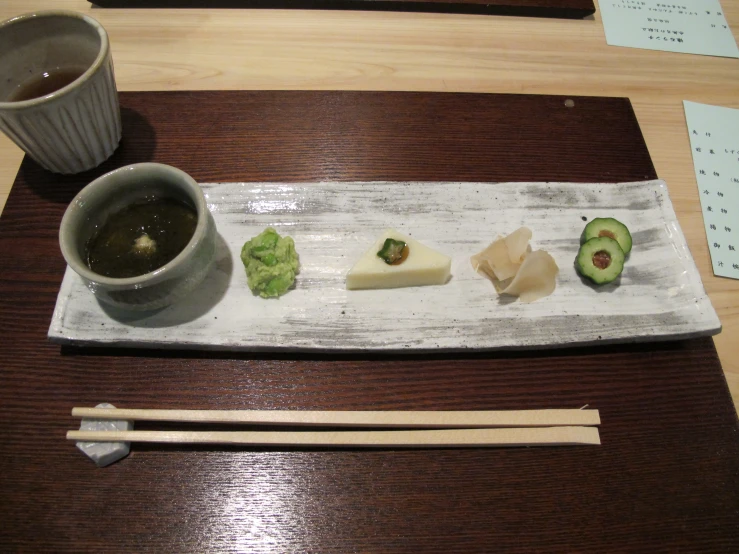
[377, 238, 408, 265]
[581, 217, 632, 255]
[576, 236, 625, 285]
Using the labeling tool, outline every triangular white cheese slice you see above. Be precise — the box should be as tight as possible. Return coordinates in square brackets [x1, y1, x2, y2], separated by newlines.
[346, 229, 451, 290]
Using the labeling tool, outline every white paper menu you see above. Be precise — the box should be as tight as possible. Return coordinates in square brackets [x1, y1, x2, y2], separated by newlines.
[684, 101, 739, 280]
[599, 0, 739, 58]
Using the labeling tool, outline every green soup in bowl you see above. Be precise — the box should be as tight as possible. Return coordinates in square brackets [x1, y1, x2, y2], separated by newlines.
[59, 163, 216, 311]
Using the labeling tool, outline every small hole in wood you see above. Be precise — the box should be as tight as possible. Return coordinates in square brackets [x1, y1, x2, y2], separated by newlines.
[564, 99, 575, 108]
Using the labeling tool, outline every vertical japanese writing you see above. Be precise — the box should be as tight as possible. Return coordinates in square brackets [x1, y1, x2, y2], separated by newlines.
[685, 101, 739, 279]
[601, 0, 739, 58]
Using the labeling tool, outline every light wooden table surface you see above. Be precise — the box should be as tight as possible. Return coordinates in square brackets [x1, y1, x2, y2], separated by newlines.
[1, 1, 738, 409]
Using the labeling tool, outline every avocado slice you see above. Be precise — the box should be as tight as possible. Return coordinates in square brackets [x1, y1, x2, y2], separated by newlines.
[576, 237, 625, 284]
[581, 218, 632, 255]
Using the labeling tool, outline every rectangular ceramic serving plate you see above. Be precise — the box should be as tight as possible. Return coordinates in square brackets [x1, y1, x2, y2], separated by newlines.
[48, 180, 721, 351]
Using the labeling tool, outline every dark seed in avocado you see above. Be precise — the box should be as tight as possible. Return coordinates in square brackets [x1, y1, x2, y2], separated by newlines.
[576, 236, 625, 284]
[581, 217, 632, 255]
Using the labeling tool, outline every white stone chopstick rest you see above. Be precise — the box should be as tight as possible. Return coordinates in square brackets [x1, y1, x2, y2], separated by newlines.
[75, 403, 132, 467]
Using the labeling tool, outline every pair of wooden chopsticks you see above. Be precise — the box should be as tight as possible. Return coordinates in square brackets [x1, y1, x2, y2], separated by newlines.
[67, 408, 601, 448]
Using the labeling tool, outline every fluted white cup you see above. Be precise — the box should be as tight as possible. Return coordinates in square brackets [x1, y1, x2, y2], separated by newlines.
[0, 11, 121, 174]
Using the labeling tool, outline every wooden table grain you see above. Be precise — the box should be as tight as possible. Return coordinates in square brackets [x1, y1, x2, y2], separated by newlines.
[87, 0, 596, 19]
[1, 87, 738, 552]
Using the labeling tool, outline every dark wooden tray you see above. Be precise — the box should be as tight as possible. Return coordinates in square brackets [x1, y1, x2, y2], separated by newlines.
[88, 0, 596, 19]
[0, 91, 737, 552]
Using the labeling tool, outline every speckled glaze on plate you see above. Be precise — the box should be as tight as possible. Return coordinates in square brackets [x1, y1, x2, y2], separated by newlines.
[48, 180, 721, 351]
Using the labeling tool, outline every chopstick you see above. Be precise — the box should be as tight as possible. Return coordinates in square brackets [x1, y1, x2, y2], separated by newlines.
[71, 408, 600, 428]
[66, 426, 601, 447]
[69, 408, 601, 449]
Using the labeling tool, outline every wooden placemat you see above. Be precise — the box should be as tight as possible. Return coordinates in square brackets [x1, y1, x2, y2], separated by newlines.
[88, 0, 596, 20]
[0, 91, 737, 551]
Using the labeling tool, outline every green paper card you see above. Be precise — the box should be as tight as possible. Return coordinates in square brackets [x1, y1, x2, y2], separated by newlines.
[600, 0, 738, 58]
[684, 101, 739, 280]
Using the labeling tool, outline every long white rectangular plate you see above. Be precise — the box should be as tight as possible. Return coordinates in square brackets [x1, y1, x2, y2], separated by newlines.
[48, 180, 721, 351]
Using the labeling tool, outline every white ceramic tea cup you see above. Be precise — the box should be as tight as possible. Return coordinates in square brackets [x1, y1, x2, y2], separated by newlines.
[0, 11, 121, 174]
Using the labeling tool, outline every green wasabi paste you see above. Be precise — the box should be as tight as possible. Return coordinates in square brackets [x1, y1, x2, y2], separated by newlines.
[240, 228, 299, 298]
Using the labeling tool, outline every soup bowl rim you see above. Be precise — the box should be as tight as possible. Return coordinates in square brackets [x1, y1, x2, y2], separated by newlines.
[59, 162, 211, 289]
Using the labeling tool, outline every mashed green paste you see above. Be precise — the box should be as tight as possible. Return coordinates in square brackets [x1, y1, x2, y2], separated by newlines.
[240, 228, 299, 298]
